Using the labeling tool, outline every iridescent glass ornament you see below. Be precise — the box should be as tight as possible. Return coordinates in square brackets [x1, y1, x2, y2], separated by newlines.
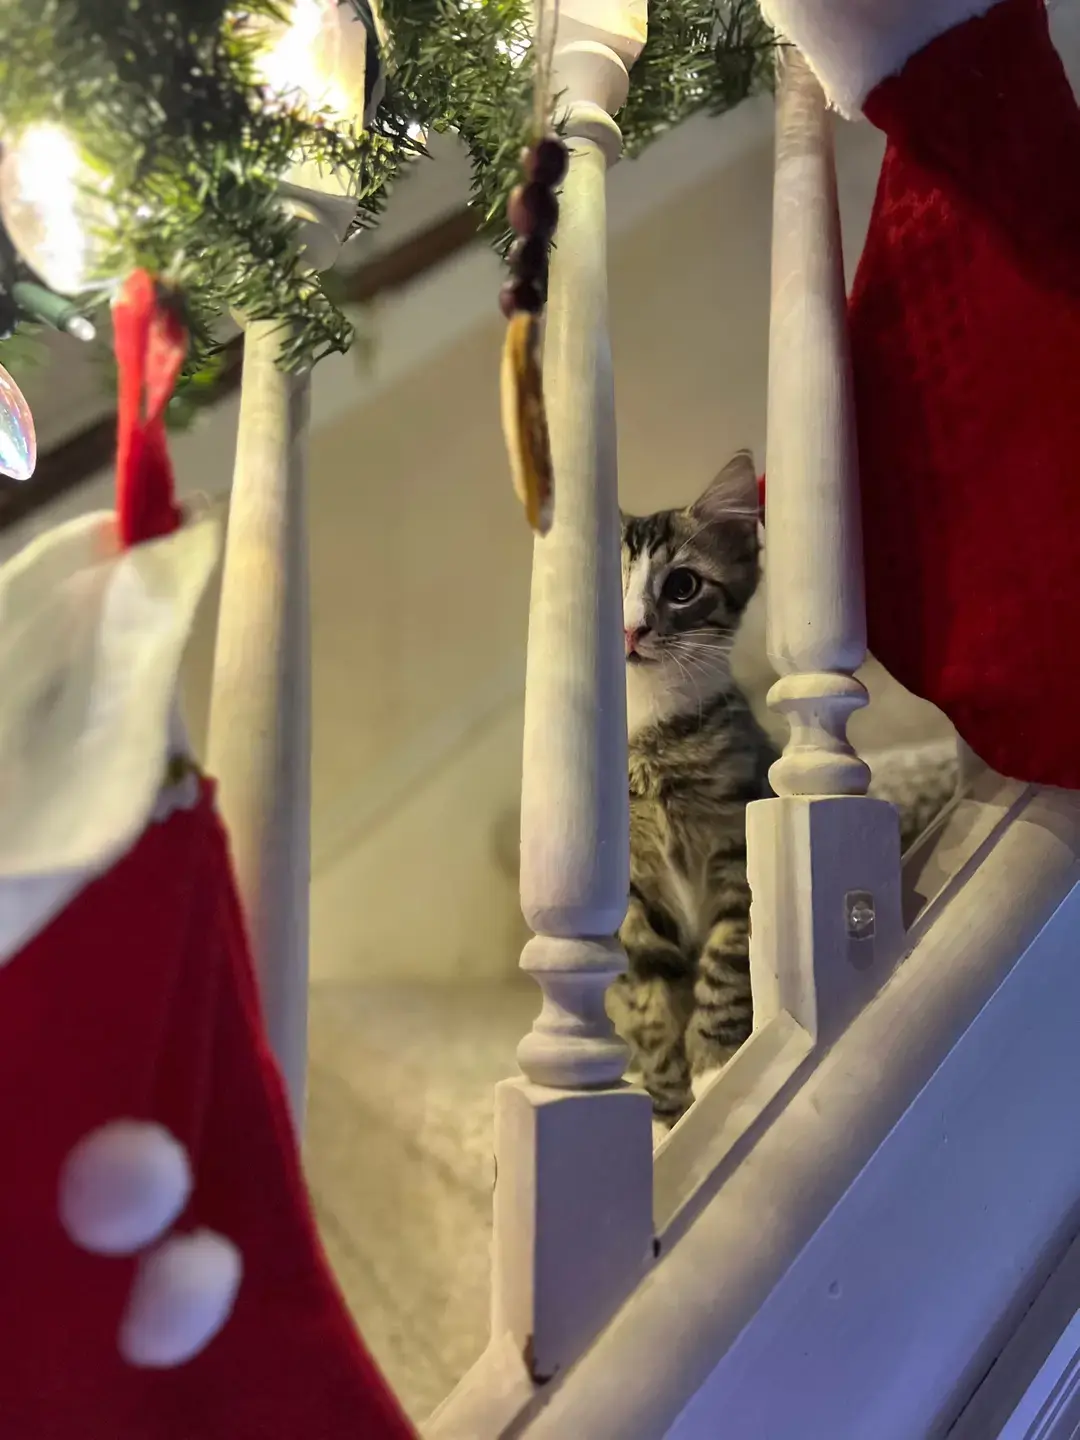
[0, 362, 36, 481]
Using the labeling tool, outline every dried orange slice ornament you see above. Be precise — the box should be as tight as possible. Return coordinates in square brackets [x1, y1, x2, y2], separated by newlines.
[500, 309, 553, 536]
[496, 0, 567, 538]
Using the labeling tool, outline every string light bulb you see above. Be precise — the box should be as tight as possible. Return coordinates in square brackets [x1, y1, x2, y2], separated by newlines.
[0, 124, 114, 297]
[246, 0, 388, 272]
[251, 0, 374, 122]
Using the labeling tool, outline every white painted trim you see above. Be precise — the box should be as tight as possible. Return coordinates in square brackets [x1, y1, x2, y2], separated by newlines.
[997, 1310, 1080, 1440]
[508, 786, 1080, 1440]
[903, 767, 1031, 938]
[652, 1010, 814, 1237]
[951, 1231, 1080, 1439]
[425, 1332, 540, 1440]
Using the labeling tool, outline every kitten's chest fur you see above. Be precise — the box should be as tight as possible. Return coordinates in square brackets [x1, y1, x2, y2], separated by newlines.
[629, 693, 774, 951]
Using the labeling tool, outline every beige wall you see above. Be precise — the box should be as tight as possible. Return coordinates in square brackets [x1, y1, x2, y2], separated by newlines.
[8, 104, 949, 987]
[17, 1, 1080, 982]
[283, 114, 946, 984]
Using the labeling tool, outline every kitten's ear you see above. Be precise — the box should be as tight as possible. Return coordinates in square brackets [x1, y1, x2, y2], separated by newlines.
[689, 450, 759, 525]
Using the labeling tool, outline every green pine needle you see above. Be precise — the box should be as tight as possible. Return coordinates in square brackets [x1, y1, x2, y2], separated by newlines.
[622, 0, 777, 156]
[0, 0, 774, 388]
[379, 0, 776, 256]
[0, 325, 48, 376]
[0, 0, 415, 377]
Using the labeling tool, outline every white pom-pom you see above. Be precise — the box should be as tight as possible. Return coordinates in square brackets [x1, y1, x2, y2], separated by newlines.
[59, 1121, 192, 1256]
[118, 1230, 243, 1368]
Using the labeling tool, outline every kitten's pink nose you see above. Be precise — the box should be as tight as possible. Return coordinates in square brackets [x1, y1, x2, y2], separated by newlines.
[625, 625, 647, 656]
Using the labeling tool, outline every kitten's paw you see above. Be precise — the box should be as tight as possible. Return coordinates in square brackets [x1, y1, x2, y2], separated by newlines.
[691, 1066, 723, 1102]
[652, 1118, 672, 1151]
[686, 1027, 741, 1082]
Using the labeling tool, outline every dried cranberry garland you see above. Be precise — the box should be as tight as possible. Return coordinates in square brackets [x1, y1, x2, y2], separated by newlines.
[499, 136, 569, 319]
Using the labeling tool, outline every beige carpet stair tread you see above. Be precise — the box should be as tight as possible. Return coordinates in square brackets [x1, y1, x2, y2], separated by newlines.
[304, 981, 538, 1422]
[300, 736, 958, 1421]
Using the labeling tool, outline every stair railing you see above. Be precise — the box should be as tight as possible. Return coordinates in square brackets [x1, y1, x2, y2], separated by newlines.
[746, 49, 904, 1055]
[206, 321, 313, 1133]
[205, 5, 374, 1133]
[491, 0, 655, 1390]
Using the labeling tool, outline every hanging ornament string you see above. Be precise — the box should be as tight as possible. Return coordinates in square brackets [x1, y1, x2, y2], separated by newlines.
[112, 271, 186, 548]
[498, 1, 567, 537]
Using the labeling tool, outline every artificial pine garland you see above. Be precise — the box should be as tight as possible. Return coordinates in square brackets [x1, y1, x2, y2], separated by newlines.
[0, 0, 774, 382]
[622, 0, 776, 155]
[380, 0, 776, 254]
[0, 0, 413, 377]
[377, 0, 537, 253]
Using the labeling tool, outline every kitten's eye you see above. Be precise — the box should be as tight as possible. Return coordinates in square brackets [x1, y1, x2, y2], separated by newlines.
[661, 568, 701, 605]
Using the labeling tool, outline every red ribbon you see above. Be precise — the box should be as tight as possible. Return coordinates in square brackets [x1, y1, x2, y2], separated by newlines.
[112, 270, 186, 549]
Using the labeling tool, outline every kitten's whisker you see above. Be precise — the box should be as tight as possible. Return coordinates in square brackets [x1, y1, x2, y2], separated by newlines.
[661, 637, 736, 666]
[662, 628, 731, 644]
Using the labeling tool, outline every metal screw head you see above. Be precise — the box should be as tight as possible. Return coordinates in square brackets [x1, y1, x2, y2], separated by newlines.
[845, 890, 875, 941]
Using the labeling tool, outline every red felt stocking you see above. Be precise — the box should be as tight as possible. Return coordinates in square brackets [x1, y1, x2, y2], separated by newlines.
[760, 0, 1080, 788]
[0, 273, 414, 1437]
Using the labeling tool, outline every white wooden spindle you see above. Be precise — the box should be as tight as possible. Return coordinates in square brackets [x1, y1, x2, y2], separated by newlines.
[764, 49, 867, 796]
[206, 321, 312, 1130]
[207, 1, 371, 1131]
[746, 50, 903, 1044]
[492, 0, 653, 1386]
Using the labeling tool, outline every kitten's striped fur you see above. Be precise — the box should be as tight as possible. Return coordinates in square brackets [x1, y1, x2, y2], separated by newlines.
[609, 454, 959, 1126]
[609, 453, 774, 1124]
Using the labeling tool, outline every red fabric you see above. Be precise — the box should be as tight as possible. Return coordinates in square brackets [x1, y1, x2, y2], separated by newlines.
[850, 0, 1080, 785]
[114, 271, 184, 548]
[0, 786, 414, 1438]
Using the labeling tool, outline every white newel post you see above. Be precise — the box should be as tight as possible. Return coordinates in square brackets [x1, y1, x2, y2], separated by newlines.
[747, 50, 903, 1044]
[492, 0, 654, 1386]
[207, 320, 313, 1132]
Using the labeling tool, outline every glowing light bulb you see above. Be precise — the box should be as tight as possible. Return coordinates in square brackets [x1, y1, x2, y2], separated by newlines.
[0, 362, 36, 482]
[0, 124, 114, 297]
[253, 0, 370, 121]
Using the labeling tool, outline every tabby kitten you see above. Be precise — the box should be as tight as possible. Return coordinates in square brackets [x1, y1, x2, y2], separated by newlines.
[608, 451, 775, 1127]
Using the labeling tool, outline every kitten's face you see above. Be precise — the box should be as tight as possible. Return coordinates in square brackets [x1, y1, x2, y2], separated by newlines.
[621, 451, 760, 737]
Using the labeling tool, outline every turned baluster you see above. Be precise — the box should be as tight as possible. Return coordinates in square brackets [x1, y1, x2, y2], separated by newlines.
[746, 50, 903, 1043]
[491, 0, 654, 1386]
[206, 4, 375, 1131]
[206, 322, 313, 1132]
